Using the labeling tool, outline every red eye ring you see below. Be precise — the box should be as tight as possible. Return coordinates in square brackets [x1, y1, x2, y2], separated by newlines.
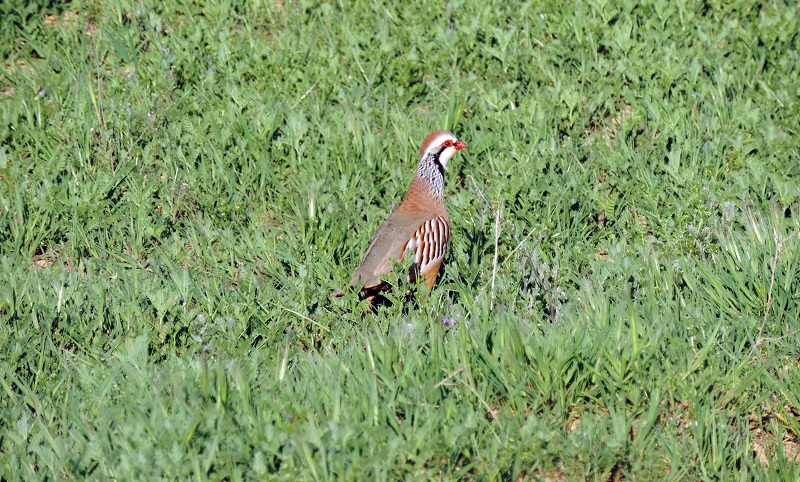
[443, 140, 453, 147]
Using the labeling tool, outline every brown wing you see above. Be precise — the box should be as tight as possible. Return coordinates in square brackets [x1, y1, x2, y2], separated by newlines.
[350, 211, 448, 290]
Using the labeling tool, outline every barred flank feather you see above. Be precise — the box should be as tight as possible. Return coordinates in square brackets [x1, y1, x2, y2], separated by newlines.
[333, 130, 465, 299]
[405, 215, 450, 289]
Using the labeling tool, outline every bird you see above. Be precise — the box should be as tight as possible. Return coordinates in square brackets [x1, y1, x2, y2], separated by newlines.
[333, 130, 466, 301]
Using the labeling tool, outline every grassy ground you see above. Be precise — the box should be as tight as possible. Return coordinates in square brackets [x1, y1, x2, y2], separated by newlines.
[1, 0, 800, 479]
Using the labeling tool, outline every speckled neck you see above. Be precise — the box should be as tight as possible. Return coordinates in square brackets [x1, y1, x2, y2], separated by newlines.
[414, 151, 446, 201]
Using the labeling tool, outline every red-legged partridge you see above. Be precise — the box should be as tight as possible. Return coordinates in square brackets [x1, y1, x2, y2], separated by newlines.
[336, 130, 466, 299]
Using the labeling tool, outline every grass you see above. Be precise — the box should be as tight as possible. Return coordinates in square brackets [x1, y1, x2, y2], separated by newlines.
[1, 0, 799, 479]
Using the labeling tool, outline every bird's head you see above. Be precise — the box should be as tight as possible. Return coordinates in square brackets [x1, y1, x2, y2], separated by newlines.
[418, 130, 466, 169]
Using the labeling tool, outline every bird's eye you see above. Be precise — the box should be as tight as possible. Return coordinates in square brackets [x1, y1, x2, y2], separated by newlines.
[443, 140, 453, 147]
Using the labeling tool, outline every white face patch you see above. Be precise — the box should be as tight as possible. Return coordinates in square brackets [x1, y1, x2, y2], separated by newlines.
[413, 130, 465, 201]
[437, 146, 458, 169]
[419, 133, 459, 169]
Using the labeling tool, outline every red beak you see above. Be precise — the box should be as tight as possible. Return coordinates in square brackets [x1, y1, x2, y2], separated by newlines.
[454, 140, 466, 150]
